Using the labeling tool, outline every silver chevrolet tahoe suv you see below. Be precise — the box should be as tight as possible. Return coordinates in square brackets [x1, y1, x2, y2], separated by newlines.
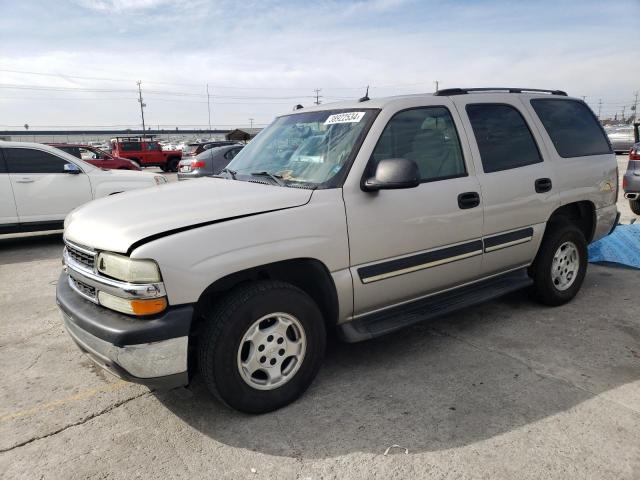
[57, 87, 619, 413]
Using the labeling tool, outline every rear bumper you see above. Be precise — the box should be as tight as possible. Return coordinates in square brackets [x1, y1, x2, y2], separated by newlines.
[177, 171, 206, 180]
[56, 271, 192, 389]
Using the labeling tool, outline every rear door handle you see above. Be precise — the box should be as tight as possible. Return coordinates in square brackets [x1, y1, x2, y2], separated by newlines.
[458, 191, 480, 209]
[15, 178, 34, 184]
[535, 178, 552, 193]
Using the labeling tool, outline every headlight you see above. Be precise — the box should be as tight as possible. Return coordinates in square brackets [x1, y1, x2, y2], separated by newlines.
[154, 175, 168, 185]
[96, 252, 162, 283]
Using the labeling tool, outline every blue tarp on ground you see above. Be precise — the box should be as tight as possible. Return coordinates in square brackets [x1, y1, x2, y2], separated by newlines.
[588, 223, 640, 269]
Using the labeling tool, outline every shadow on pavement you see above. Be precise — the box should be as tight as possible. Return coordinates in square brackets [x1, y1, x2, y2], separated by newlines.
[0, 232, 64, 265]
[156, 267, 639, 459]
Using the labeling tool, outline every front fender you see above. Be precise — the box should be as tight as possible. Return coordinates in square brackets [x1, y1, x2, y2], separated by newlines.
[130, 189, 350, 307]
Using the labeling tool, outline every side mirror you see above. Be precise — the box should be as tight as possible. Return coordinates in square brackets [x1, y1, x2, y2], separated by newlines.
[362, 158, 420, 192]
[64, 163, 81, 174]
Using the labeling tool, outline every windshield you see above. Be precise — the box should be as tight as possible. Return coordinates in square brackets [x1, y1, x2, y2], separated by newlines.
[226, 109, 376, 187]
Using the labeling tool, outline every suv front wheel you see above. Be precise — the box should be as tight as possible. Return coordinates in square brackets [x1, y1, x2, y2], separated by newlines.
[529, 222, 588, 306]
[198, 280, 326, 413]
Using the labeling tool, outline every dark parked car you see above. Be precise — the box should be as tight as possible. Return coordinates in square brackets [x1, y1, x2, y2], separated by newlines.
[177, 145, 243, 180]
[181, 141, 240, 161]
[623, 141, 640, 215]
[48, 144, 141, 170]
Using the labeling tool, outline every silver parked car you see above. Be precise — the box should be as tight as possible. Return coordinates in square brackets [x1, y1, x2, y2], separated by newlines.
[606, 125, 635, 153]
[57, 87, 618, 413]
[177, 145, 243, 180]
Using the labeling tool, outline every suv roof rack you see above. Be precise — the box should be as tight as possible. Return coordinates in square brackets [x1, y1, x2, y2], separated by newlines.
[111, 135, 157, 141]
[434, 87, 567, 97]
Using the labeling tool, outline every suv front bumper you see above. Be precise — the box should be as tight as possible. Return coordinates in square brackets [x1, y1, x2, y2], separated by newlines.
[56, 271, 193, 389]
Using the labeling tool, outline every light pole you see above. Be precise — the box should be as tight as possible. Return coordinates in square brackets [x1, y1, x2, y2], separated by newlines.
[137, 81, 146, 134]
[249, 118, 254, 129]
[206, 83, 212, 132]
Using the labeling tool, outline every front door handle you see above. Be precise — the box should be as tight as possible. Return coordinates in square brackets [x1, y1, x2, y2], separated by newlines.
[15, 178, 34, 184]
[535, 178, 552, 193]
[458, 191, 480, 209]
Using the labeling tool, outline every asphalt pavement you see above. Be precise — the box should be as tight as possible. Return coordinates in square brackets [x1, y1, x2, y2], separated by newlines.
[0, 157, 638, 480]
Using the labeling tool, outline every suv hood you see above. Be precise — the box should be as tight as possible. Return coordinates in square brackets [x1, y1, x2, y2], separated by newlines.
[64, 178, 313, 253]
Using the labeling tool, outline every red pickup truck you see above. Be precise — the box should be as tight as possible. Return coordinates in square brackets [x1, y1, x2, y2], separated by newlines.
[109, 136, 182, 172]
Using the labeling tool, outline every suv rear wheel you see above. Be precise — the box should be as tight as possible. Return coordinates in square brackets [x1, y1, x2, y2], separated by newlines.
[630, 198, 640, 215]
[529, 222, 588, 306]
[198, 280, 326, 413]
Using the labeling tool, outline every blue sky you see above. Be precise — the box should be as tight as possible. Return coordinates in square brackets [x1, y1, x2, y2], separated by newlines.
[0, 0, 638, 129]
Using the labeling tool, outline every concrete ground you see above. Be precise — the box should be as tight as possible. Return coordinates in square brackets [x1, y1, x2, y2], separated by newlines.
[0, 157, 638, 479]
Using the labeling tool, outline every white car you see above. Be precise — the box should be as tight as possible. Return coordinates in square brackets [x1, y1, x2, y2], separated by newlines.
[0, 141, 168, 234]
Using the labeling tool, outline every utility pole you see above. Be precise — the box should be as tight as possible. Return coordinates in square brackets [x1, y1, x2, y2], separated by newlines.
[136, 81, 146, 134]
[206, 83, 212, 132]
[249, 118, 254, 129]
[313, 88, 322, 105]
[434, 80, 439, 92]
[597, 99, 602, 120]
[632, 91, 639, 122]
[622, 106, 626, 123]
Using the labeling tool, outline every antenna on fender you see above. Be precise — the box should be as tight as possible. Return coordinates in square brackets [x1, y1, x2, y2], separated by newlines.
[359, 85, 370, 102]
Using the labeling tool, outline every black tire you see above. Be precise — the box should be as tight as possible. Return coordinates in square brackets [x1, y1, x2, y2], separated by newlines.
[630, 198, 640, 215]
[198, 280, 326, 414]
[529, 222, 588, 306]
[167, 158, 179, 172]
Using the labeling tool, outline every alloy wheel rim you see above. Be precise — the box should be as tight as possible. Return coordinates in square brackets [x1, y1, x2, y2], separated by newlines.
[551, 241, 580, 291]
[236, 312, 306, 391]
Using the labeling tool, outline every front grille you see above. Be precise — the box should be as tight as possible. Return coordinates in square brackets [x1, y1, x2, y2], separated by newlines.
[70, 276, 97, 300]
[66, 244, 96, 270]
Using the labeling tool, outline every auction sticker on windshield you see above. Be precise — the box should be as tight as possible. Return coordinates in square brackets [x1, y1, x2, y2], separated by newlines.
[324, 112, 366, 125]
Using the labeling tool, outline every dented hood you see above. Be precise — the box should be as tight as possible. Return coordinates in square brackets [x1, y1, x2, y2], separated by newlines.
[64, 178, 312, 253]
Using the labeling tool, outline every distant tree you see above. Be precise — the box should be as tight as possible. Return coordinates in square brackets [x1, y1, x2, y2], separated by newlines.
[24, 123, 29, 131]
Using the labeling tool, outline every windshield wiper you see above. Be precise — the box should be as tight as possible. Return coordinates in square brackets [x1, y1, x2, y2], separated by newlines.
[250, 171, 284, 186]
[220, 168, 237, 180]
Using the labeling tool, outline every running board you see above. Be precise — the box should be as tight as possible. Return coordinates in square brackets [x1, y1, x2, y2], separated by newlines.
[338, 268, 533, 343]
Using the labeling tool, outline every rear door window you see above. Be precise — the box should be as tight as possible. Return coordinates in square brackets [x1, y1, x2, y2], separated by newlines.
[530, 99, 611, 157]
[466, 104, 542, 173]
[5, 148, 69, 174]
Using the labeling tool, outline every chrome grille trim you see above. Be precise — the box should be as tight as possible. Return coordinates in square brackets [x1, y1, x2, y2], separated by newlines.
[68, 275, 99, 304]
[64, 240, 96, 272]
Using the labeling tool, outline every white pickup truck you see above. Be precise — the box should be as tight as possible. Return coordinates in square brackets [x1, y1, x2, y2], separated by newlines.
[0, 141, 168, 234]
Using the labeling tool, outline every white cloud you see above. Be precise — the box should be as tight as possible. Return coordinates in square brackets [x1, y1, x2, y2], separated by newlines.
[1, 0, 639, 127]
[74, 0, 193, 12]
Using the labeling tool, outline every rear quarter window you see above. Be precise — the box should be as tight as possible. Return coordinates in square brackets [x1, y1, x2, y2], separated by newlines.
[530, 99, 611, 157]
[120, 142, 142, 152]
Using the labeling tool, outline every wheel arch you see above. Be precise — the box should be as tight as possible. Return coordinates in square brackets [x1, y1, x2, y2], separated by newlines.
[547, 200, 596, 243]
[191, 258, 340, 335]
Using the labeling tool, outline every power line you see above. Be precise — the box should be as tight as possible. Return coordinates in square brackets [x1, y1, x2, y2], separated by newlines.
[0, 68, 432, 90]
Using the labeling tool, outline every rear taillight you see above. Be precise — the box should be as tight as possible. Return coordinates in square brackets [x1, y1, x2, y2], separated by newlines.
[191, 161, 206, 169]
